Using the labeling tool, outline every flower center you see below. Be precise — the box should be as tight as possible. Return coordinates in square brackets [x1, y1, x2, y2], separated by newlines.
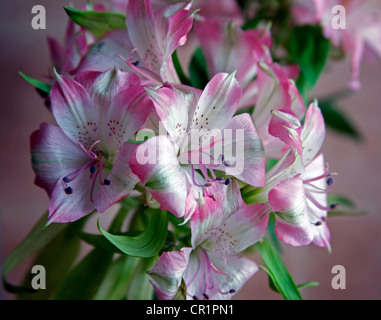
[61, 140, 111, 201]
[187, 248, 235, 300]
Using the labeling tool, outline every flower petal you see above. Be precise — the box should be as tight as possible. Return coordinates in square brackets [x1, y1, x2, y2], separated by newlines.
[222, 113, 266, 187]
[301, 100, 325, 165]
[183, 249, 258, 300]
[94, 142, 139, 213]
[74, 30, 134, 74]
[130, 135, 194, 218]
[101, 84, 153, 153]
[47, 164, 95, 225]
[51, 72, 98, 149]
[126, 0, 163, 75]
[268, 109, 303, 158]
[30, 123, 89, 196]
[148, 247, 192, 300]
[190, 72, 241, 132]
[269, 175, 314, 246]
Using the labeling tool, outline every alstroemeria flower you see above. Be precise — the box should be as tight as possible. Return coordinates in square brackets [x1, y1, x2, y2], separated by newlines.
[148, 181, 270, 300]
[266, 101, 335, 249]
[47, 4, 104, 75]
[195, 17, 272, 107]
[292, 0, 381, 89]
[195, 18, 305, 158]
[31, 69, 153, 224]
[75, 0, 196, 85]
[130, 72, 266, 219]
[112, 0, 243, 24]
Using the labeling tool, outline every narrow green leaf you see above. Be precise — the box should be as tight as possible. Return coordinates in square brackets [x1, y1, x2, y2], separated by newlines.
[53, 248, 114, 300]
[2, 212, 66, 294]
[64, 7, 126, 38]
[94, 255, 139, 300]
[127, 256, 157, 300]
[19, 72, 51, 94]
[98, 208, 168, 258]
[172, 50, 191, 86]
[255, 237, 302, 300]
[297, 281, 319, 290]
[319, 100, 362, 140]
[189, 47, 209, 90]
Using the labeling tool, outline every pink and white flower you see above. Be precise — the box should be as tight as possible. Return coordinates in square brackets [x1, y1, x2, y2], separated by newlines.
[148, 181, 269, 300]
[31, 69, 153, 224]
[292, 0, 381, 89]
[75, 0, 196, 85]
[129, 72, 266, 219]
[266, 101, 335, 249]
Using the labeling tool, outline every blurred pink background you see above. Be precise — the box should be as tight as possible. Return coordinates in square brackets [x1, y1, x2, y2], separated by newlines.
[0, 0, 380, 300]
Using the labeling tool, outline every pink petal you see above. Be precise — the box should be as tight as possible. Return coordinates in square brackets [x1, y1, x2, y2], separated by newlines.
[129, 135, 194, 218]
[101, 84, 153, 153]
[190, 72, 241, 132]
[148, 247, 192, 300]
[222, 113, 266, 187]
[30, 123, 89, 196]
[94, 142, 139, 213]
[269, 175, 314, 246]
[204, 203, 270, 255]
[126, 0, 163, 75]
[50, 72, 98, 149]
[74, 30, 134, 74]
[268, 109, 303, 158]
[301, 101, 325, 165]
[47, 164, 95, 224]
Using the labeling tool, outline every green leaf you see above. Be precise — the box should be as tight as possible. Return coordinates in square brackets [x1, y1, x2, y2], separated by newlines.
[297, 281, 319, 290]
[189, 47, 209, 90]
[98, 208, 168, 258]
[19, 72, 51, 94]
[53, 248, 114, 300]
[255, 237, 302, 300]
[64, 7, 126, 38]
[94, 255, 140, 300]
[17, 220, 85, 300]
[288, 26, 330, 94]
[319, 100, 362, 140]
[2, 212, 66, 294]
[126, 256, 157, 300]
[172, 50, 191, 86]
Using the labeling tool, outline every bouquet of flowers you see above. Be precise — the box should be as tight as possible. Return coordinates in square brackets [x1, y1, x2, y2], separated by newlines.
[3, 0, 379, 300]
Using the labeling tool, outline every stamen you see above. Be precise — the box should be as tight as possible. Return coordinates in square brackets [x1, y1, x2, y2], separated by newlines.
[216, 177, 224, 181]
[327, 177, 333, 186]
[63, 177, 71, 183]
[225, 178, 232, 185]
[330, 204, 338, 210]
[90, 165, 96, 174]
[202, 293, 209, 300]
[104, 179, 111, 185]
[314, 221, 323, 226]
[65, 187, 73, 195]
[229, 289, 236, 294]
[223, 160, 231, 167]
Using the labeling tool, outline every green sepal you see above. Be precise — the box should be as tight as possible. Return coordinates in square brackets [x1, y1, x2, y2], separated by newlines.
[64, 7, 126, 38]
